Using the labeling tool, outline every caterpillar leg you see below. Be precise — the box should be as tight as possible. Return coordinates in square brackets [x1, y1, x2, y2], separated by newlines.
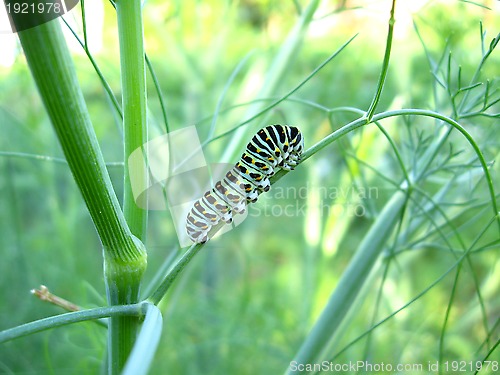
[203, 190, 233, 224]
[213, 180, 247, 214]
[187, 227, 209, 243]
[186, 215, 211, 244]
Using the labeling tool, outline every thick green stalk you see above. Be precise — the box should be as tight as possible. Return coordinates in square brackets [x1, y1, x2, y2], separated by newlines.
[286, 191, 407, 374]
[105, 257, 146, 375]
[15, 19, 142, 265]
[111, 0, 148, 372]
[14, 17, 147, 375]
[117, 0, 148, 240]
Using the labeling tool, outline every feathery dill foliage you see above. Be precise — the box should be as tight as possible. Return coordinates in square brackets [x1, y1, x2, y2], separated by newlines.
[0, 1, 498, 374]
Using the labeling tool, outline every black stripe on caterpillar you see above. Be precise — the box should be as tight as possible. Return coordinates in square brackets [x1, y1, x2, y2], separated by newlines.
[186, 124, 304, 244]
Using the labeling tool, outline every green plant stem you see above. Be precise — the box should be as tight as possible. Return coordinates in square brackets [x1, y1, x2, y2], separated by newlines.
[373, 110, 498, 228]
[15, 19, 142, 264]
[147, 211, 249, 305]
[331, 213, 499, 363]
[145, 55, 169, 132]
[474, 338, 500, 375]
[117, 0, 148, 240]
[457, 31, 500, 114]
[13, 17, 148, 375]
[287, 191, 408, 374]
[122, 303, 163, 375]
[279, 109, 499, 232]
[150, 106, 499, 307]
[107, 1, 148, 373]
[147, 243, 204, 305]
[105, 256, 146, 375]
[365, 0, 396, 121]
[61, 16, 122, 120]
[0, 304, 143, 343]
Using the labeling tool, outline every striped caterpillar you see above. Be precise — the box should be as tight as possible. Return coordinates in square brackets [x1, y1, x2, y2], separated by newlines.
[186, 124, 304, 243]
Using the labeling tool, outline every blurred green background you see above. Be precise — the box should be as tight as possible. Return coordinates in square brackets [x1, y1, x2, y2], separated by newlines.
[0, 0, 499, 374]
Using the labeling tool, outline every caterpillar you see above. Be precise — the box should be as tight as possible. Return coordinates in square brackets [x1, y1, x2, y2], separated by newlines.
[186, 124, 304, 244]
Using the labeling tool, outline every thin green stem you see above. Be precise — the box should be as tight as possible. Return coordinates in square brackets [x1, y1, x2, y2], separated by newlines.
[147, 243, 204, 305]
[287, 109, 499, 233]
[373, 109, 499, 231]
[457, 31, 500, 114]
[0, 151, 67, 164]
[153, 105, 499, 310]
[438, 265, 462, 375]
[146, 55, 169, 133]
[117, 0, 148, 240]
[365, 0, 396, 121]
[146, 210, 250, 305]
[80, 0, 88, 49]
[0, 304, 143, 344]
[0, 151, 123, 168]
[61, 16, 122, 120]
[474, 338, 500, 375]
[331, 213, 498, 363]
